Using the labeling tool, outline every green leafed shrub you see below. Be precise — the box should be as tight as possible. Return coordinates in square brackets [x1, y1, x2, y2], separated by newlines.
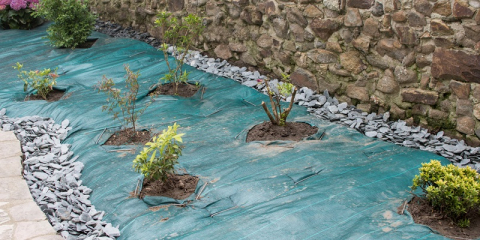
[0, 3, 44, 30]
[96, 64, 150, 134]
[14, 62, 58, 100]
[154, 12, 204, 94]
[32, 0, 95, 48]
[260, 73, 298, 126]
[133, 123, 184, 182]
[411, 160, 480, 227]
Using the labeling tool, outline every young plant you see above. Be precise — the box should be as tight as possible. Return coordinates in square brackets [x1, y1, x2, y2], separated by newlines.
[32, 0, 95, 48]
[133, 123, 184, 182]
[0, 0, 43, 29]
[154, 12, 204, 93]
[14, 62, 59, 100]
[97, 64, 150, 134]
[260, 74, 298, 126]
[411, 160, 480, 227]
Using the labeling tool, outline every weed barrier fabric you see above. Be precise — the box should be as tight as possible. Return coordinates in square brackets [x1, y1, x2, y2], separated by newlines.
[0, 25, 457, 240]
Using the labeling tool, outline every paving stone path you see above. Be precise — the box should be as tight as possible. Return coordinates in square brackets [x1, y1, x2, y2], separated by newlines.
[0, 131, 62, 240]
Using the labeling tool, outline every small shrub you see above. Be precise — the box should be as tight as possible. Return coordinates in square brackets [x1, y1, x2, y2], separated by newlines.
[96, 64, 150, 134]
[154, 12, 204, 94]
[32, 0, 95, 48]
[133, 123, 184, 182]
[14, 62, 58, 100]
[260, 74, 298, 126]
[411, 160, 480, 227]
[0, 0, 43, 29]
[457, 218, 470, 228]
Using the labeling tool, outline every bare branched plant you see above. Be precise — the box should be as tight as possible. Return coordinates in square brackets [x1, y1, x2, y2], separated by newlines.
[97, 64, 150, 135]
[260, 74, 298, 126]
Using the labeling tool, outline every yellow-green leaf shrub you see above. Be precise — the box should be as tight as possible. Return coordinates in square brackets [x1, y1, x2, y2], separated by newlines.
[133, 123, 184, 182]
[411, 160, 480, 227]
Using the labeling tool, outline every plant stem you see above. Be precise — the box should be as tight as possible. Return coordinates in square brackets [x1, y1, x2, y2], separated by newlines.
[261, 101, 277, 124]
[163, 51, 173, 75]
[281, 87, 297, 124]
[264, 78, 279, 123]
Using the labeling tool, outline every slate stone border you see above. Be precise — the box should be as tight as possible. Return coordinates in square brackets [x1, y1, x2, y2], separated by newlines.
[95, 20, 480, 171]
[0, 109, 120, 240]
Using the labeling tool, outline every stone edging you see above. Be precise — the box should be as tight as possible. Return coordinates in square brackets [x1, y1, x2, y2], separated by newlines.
[0, 109, 120, 239]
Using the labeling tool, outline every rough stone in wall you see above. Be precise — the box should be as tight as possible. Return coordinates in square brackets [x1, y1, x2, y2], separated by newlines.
[89, 0, 480, 145]
[401, 88, 439, 105]
[431, 49, 480, 83]
[376, 69, 398, 93]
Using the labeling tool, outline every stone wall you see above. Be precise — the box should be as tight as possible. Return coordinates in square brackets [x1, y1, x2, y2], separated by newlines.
[90, 0, 480, 145]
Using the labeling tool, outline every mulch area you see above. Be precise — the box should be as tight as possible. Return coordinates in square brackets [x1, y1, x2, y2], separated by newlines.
[402, 196, 480, 239]
[246, 122, 318, 142]
[77, 39, 98, 48]
[150, 82, 200, 98]
[139, 174, 199, 200]
[104, 128, 151, 145]
[25, 89, 65, 102]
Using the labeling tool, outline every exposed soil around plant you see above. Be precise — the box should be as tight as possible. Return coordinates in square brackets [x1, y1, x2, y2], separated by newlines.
[73, 38, 98, 49]
[139, 174, 199, 200]
[25, 89, 65, 102]
[104, 128, 151, 145]
[246, 122, 318, 142]
[402, 196, 480, 239]
[150, 82, 200, 98]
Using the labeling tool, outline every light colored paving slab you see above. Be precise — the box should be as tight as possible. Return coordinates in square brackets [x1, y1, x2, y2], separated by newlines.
[14, 222, 57, 240]
[0, 177, 32, 201]
[0, 141, 22, 159]
[0, 209, 9, 225]
[0, 225, 14, 240]
[0, 132, 20, 142]
[9, 202, 48, 222]
[30, 236, 64, 240]
[0, 156, 22, 178]
[0, 131, 62, 240]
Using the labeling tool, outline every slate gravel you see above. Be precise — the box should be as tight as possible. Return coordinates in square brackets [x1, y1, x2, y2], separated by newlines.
[94, 20, 480, 171]
[0, 109, 120, 240]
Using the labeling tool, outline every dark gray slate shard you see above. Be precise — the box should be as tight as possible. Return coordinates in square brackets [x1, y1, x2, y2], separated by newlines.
[0, 109, 119, 239]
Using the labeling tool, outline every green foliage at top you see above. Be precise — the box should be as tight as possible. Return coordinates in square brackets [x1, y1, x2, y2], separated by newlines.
[96, 64, 150, 134]
[133, 123, 184, 182]
[32, 0, 95, 48]
[277, 73, 295, 97]
[13, 62, 58, 100]
[260, 73, 297, 126]
[411, 160, 480, 227]
[154, 12, 204, 94]
[0, 7, 43, 30]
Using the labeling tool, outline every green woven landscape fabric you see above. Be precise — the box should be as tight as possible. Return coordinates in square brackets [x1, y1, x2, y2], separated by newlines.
[0, 24, 454, 240]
